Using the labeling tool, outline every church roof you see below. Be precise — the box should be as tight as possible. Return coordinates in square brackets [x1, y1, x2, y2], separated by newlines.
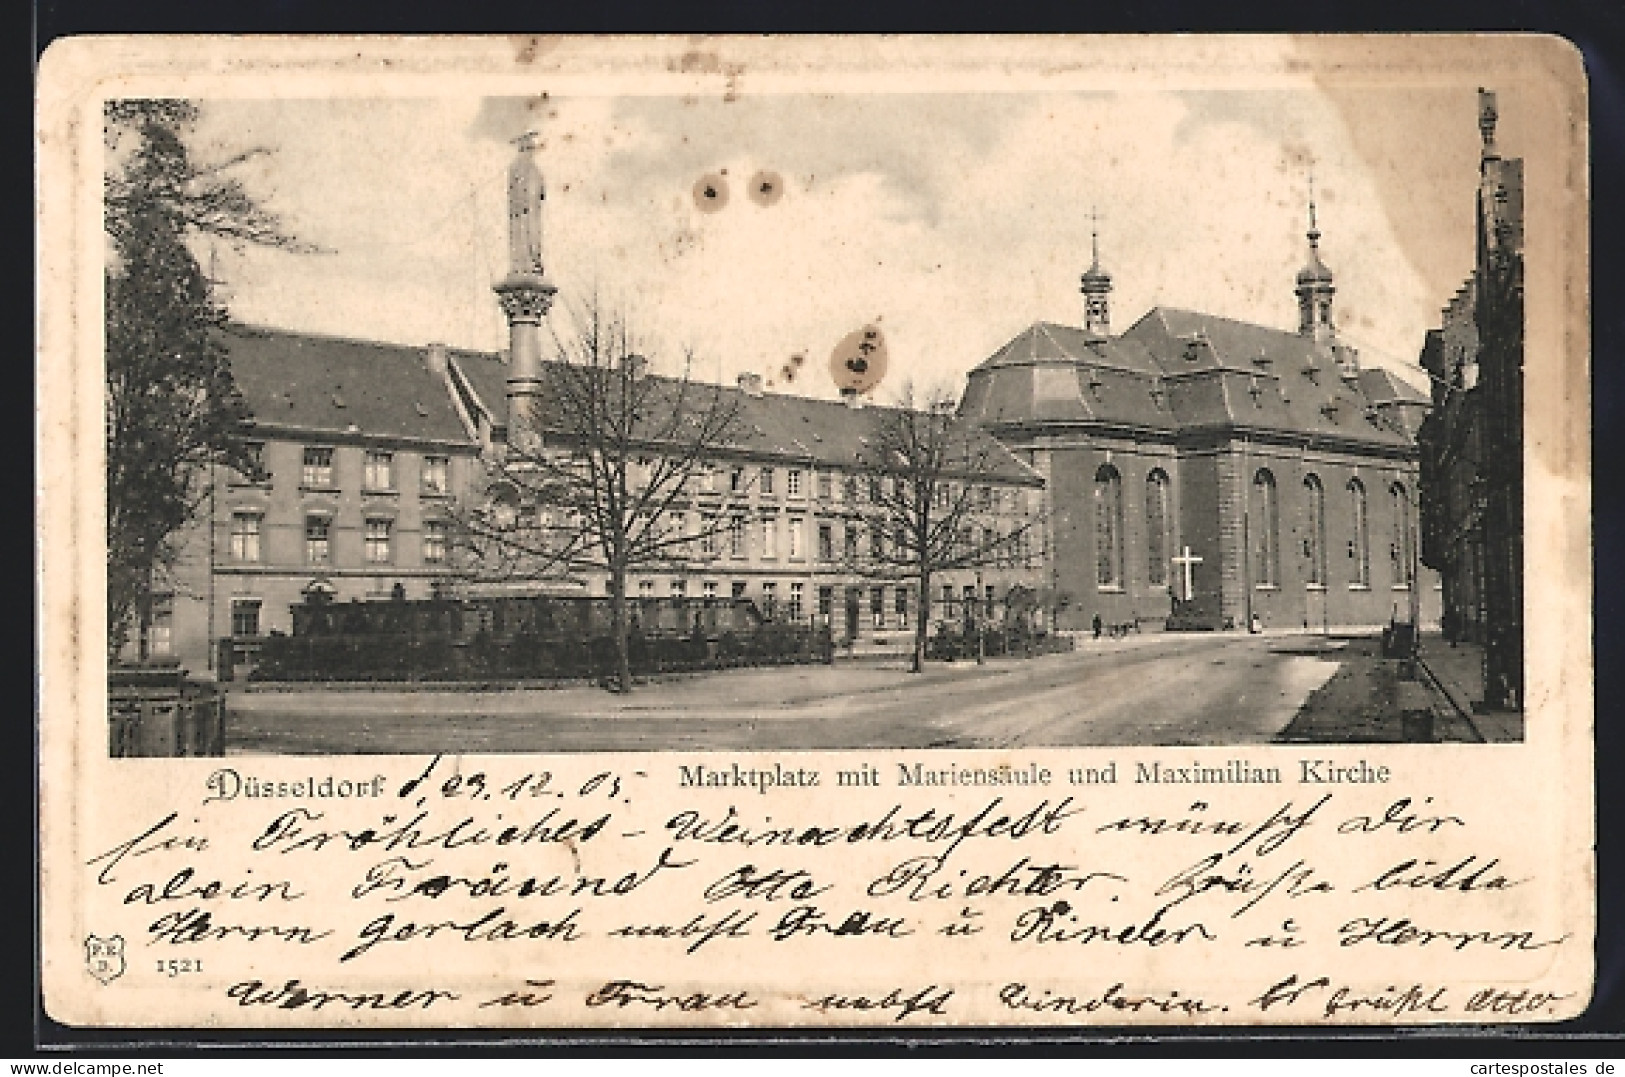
[963, 308, 1426, 451]
[450, 349, 1042, 486]
[222, 324, 478, 447]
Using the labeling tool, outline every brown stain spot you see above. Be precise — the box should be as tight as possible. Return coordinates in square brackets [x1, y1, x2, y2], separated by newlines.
[512, 36, 560, 65]
[829, 322, 889, 395]
[693, 173, 729, 213]
[747, 170, 784, 207]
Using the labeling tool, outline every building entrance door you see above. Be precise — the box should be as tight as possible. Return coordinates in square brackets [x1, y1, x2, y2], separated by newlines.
[845, 587, 861, 642]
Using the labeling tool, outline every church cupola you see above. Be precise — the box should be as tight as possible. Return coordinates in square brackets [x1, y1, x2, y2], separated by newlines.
[1080, 208, 1112, 339]
[1294, 180, 1336, 342]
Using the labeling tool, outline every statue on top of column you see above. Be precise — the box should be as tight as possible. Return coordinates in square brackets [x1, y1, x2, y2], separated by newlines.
[506, 132, 546, 279]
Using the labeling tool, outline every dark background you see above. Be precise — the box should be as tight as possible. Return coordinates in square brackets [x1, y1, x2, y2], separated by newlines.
[26, 0, 1625, 1056]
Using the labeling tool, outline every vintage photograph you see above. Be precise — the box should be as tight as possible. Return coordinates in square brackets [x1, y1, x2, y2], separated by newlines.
[105, 60, 1527, 756]
[43, 35, 1592, 1034]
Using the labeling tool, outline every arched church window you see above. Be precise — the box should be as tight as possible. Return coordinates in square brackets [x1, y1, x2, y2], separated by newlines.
[1145, 469, 1171, 588]
[1304, 474, 1327, 586]
[1390, 482, 1414, 589]
[1252, 469, 1279, 587]
[1348, 478, 1369, 587]
[1094, 464, 1123, 590]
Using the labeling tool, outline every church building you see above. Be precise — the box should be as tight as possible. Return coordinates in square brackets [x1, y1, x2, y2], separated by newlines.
[960, 204, 1439, 633]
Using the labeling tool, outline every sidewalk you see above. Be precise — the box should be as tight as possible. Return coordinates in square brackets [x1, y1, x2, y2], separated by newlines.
[1416, 635, 1524, 743]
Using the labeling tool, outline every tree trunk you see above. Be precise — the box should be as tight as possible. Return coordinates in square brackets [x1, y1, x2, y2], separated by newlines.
[912, 570, 931, 674]
[610, 562, 632, 694]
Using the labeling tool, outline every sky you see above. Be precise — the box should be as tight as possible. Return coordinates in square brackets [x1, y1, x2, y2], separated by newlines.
[182, 57, 1529, 399]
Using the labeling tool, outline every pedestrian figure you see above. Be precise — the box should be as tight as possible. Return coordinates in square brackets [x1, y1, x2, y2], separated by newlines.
[1092, 613, 1103, 639]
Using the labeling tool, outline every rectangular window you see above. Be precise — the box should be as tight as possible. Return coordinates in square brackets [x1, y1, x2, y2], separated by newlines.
[364, 518, 393, 563]
[895, 587, 910, 629]
[302, 447, 334, 488]
[732, 581, 747, 599]
[817, 522, 834, 562]
[730, 467, 746, 494]
[844, 523, 860, 562]
[421, 456, 449, 495]
[760, 467, 776, 496]
[729, 516, 746, 558]
[761, 581, 777, 617]
[787, 469, 803, 498]
[363, 451, 394, 491]
[639, 580, 655, 600]
[231, 599, 261, 638]
[843, 474, 859, 503]
[788, 582, 804, 621]
[230, 513, 262, 562]
[762, 517, 778, 559]
[703, 581, 718, 600]
[986, 585, 997, 618]
[871, 586, 885, 628]
[817, 470, 833, 500]
[423, 520, 447, 564]
[870, 523, 885, 560]
[700, 513, 718, 556]
[304, 515, 331, 563]
[787, 517, 803, 559]
[150, 595, 174, 656]
[671, 579, 686, 598]
[819, 585, 834, 617]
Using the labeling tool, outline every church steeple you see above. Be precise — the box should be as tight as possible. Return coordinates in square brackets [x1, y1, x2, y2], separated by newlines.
[1294, 176, 1336, 342]
[1080, 207, 1112, 339]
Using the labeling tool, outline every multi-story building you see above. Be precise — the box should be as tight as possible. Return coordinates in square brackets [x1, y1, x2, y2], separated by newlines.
[139, 322, 1041, 678]
[445, 350, 1044, 639]
[146, 328, 486, 676]
[1418, 89, 1525, 710]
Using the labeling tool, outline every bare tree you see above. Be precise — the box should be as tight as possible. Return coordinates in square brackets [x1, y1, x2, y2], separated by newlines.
[453, 301, 750, 692]
[849, 382, 1042, 672]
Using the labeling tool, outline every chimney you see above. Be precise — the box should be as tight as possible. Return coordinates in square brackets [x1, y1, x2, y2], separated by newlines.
[425, 342, 449, 377]
[839, 386, 863, 409]
[737, 372, 764, 397]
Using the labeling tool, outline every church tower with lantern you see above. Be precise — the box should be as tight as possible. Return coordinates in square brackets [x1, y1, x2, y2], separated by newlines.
[1295, 182, 1337, 344]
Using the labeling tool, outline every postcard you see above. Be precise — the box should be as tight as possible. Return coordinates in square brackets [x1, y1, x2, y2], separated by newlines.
[37, 34, 1592, 1028]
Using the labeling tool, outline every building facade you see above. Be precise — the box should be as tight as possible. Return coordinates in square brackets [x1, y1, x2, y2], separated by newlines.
[146, 329, 486, 676]
[961, 211, 1440, 634]
[1418, 89, 1525, 710]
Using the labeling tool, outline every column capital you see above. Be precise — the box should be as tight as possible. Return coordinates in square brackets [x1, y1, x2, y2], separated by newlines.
[494, 275, 558, 323]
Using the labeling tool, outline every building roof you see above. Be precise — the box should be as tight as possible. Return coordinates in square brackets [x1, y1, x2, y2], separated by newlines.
[962, 307, 1428, 450]
[223, 325, 477, 447]
[451, 348, 1042, 486]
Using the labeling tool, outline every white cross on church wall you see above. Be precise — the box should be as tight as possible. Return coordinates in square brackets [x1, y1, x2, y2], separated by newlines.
[1171, 545, 1203, 601]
